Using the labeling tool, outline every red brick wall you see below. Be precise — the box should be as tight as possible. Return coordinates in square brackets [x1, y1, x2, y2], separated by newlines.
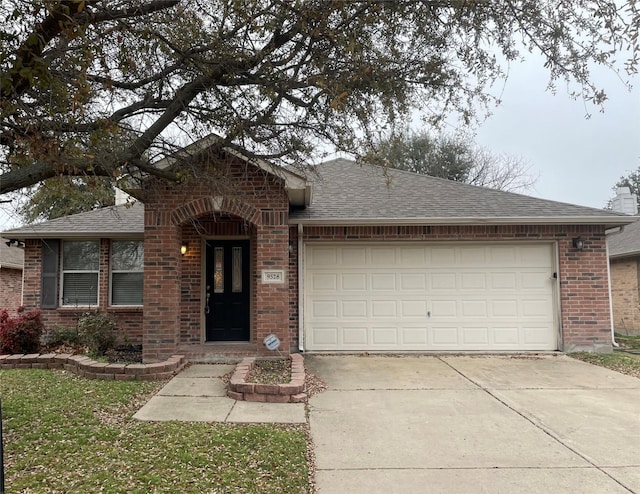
[610, 257, 640, 336]
[0, 267, 23, 313]
[290, 224, 612, 353]
[20, 239, 143, 344]
[141, 158, 291, 361]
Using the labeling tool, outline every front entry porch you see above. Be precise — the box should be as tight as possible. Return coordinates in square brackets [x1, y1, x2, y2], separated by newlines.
[141, 185, 291, 362]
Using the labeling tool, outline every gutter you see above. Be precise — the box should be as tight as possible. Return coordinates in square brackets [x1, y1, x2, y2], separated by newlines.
[288, 215, 637, 228]
[605, 240, 619, 348]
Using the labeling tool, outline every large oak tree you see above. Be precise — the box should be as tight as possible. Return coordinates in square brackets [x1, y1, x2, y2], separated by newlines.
[1, 1, 638, 197]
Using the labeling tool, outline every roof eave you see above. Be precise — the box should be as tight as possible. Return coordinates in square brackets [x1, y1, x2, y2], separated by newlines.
[2, 231, 143, 240]
[0, 262, 23, 270]
[288, 216, 637, 227]
[609, 250, 640, 259]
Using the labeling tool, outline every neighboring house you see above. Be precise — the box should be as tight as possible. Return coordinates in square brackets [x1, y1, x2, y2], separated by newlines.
[608, 219, 640, 336]
[1, 138, 634, 362]
[0, 238, 24, 313]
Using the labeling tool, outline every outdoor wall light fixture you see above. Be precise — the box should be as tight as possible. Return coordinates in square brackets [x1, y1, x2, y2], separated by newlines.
[181, 243, 189, 255]
[572, 237, 585, 250]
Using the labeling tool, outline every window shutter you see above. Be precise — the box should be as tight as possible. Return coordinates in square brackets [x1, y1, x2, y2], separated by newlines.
[41, 240, 59, 308]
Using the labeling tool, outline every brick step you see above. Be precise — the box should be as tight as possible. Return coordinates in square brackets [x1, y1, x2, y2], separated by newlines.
[177, 343, 259, 363]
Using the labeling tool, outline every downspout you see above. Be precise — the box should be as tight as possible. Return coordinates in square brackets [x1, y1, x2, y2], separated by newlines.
[605, 240, 619, 348]
[298, 223, 305, 352]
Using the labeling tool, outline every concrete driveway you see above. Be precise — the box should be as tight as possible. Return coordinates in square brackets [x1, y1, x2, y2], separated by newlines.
[306, 355, 640, 494]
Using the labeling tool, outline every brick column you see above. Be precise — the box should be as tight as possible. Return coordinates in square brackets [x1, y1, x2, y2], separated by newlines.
[254, 222, 290, 355]
[559, 233, 612, 353]
[143, 211, 181, 362]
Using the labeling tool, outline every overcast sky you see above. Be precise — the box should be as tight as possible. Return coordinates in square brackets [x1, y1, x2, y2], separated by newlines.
[1, 52, 638, 231]
[472, 54, 640, 210]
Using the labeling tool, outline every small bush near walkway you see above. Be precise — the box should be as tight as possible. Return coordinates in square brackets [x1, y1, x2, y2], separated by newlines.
[0, 369, 310, 493]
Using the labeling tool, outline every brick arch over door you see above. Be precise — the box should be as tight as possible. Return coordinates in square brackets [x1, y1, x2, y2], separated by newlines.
[170, 197, 262, 227]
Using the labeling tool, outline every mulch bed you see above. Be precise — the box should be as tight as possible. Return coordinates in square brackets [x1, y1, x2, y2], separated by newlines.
[40, 343, 143, 364]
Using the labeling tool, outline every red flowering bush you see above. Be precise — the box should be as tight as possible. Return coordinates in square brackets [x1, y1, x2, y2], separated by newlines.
[0, 308, 44, 354]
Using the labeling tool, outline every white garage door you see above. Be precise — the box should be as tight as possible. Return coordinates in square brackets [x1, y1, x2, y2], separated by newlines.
[304, 243, 557, 351]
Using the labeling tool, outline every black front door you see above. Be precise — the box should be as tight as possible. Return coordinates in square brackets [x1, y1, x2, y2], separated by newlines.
[205, 239, 250, 341]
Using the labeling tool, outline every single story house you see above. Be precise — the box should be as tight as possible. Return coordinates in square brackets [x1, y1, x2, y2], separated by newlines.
[608, 218, 640, 335]
[0, 238, 24, 313]
[2, 139, 634, 362]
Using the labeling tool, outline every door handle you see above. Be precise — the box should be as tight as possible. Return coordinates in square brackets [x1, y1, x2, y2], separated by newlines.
[205, 285, 211, 314]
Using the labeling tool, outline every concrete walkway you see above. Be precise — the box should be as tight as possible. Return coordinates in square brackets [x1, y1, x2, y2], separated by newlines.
[306, 355, 640, 494]
[133, 364, 305, 423]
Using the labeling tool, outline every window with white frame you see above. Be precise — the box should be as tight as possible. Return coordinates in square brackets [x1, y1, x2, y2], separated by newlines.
[111, 240, 143, 306]
[61, 240, 99, 306]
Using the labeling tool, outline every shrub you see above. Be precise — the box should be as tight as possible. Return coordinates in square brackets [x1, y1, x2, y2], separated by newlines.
[0, 309, 44, 354]
[43, 325, 83, 348]
[77, 312, 118, 356]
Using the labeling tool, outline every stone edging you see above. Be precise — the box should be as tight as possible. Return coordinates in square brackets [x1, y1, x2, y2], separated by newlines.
[0, 353, 186, 381]
[227, 353, 307, 403]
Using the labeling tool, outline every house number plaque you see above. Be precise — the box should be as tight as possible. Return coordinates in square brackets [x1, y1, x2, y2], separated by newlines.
[261, 270, 285, 284]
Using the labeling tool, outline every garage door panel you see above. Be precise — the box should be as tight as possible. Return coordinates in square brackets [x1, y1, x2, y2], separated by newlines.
[342, 248, 367, 266]
[371, 273, 395, 290]
[431, 273, 456, 289]
[490, 273, 518, 289]
[460, 272, 486, 289]
[431, 248, 455, 264]
[401, 327, 428, 345]
[431, 300, 458, 317]
[432, 327, 459, 345]
[400, 273, 426, 290]
[462, 300, 487, 317]
[310, 247, 338, 266]
[521, 272, 551, 289]
[400, 247, 427, 266]
[372, 328, 398, 345]
[311, 273, 337, 291]
[372, 301, 396, 317]
[522, 299, 550, 317]
[311, 300, 337, 318]
[401, 300, 427, 317]
[371, 247, 396, 264]
[342, 300, 367, 317]
[490, 246, 517, 265]
[342, 273, 367, 290]
[520, 246, 553, 266]
[459, 247, 487, 265]
[305, 243, 557, 351]
[493, 328, 520, 344]
[343, 327, 368, 345]
[310, 327, 339, 346]
[462, 327, 489, 345]
[492, 300, 519, 317]
[523, 327, 555, 344]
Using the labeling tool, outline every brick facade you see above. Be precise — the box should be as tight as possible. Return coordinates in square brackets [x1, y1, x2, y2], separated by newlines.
[14, 158, 615, 359]
[139, 158, 291, 362]
[610, 257, 640, 336]
[289, 224, 612, 353]
[21, 238, 143, 343]
[0, 266, 23, 313]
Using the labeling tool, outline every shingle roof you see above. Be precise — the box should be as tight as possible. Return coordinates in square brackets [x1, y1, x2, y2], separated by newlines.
[1, 160, 633, 238]
[608, 219, 640, 258]
[289, 158, 633, 226]
[1, 202, 143, 239]
[0, 239, 24, 270]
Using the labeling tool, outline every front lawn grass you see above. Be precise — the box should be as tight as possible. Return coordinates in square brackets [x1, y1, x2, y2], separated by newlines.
[569, 352, 640, 379]
[0, 369, 309, 493]
[614, 333, 640, 350]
